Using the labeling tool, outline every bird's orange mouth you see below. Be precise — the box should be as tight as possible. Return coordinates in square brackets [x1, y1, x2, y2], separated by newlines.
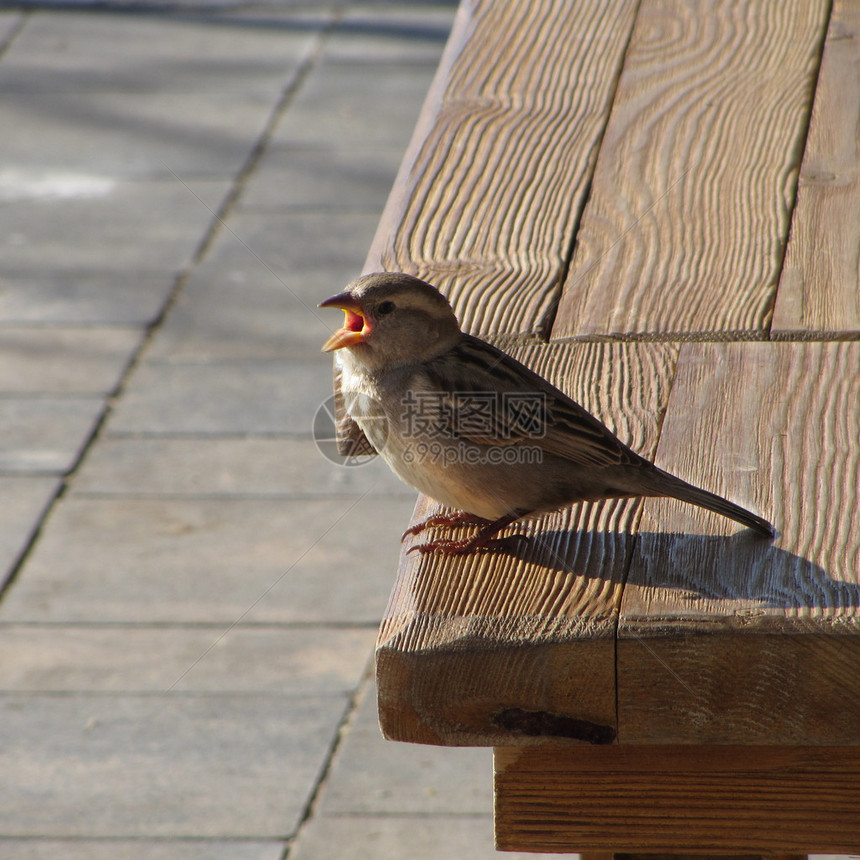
[319, 294, 368, 352]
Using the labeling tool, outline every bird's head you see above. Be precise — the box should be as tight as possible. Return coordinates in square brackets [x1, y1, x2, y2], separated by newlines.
[319, 272, 461, 371]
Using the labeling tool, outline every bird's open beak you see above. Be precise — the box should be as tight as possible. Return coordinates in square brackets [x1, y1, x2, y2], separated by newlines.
[319, 293, 368, 352]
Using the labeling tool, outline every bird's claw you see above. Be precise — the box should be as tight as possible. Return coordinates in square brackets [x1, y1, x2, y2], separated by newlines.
[401, 511, 490, 540]
[406, 533, 530, 555]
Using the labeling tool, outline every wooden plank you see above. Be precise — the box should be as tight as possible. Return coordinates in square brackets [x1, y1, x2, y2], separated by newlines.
[554, 850, 803, 858]
[618, 341, 860, 744]
[772, 0, 860, 337]
[551, 0, 830, 341]
[363, 0, 639, 337]
[494, 745, 860, 854]
[376, 340, 679, 746]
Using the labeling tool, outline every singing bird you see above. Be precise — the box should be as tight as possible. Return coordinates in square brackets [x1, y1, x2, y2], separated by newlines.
[320, 272, 773, 554]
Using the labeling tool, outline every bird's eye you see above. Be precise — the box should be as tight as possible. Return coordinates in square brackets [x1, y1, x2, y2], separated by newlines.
[377, 301, 395, 316]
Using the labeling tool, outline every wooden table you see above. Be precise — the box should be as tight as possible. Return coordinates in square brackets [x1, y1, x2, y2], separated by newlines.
[353, 0, 860, 854]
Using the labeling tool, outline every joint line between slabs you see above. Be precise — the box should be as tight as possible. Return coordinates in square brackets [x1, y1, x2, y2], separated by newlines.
[281, 671, 374, 860]
[158, 8, 344, 339]
[0, 11, 344, 601]
[164, 486, 377, 691]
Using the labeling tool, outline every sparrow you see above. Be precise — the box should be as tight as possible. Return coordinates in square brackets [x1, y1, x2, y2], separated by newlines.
[320, 272, 774, 554]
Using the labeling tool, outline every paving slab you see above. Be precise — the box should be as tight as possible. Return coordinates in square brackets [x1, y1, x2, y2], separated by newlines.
[0, 327, 141, 394]
[290, 813, 564, 860]
[0, 9, 322, 94]
[325, 3, 457, 65]
[0, 496, 413, 624]
[105, 359, 333, 434]
[144, 210, 380, 362]
[0, 3, 462, 857]
[72, 437, 407, 498]
[143, 279, 340, 360]
[0, 179, 228, 270]
[0, 167, 116, 203]
[319, 685, 493, 816]
[0, 93, 279, 179]
[237, 146, 404, 212]
[0, 397, 104, 474]
[0, 12, 21, 43]
[0, 626, 374, 694]
[0, 270, 174, 325]
[190, 207, 379, 282]
[0, 841, 284, 860]
[0, 693, 347, 838]
[272, 61, 439, 151]
[0, 477, 59, 585]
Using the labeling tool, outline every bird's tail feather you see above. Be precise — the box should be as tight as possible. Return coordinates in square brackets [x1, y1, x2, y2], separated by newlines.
[652, 468, 774, 538]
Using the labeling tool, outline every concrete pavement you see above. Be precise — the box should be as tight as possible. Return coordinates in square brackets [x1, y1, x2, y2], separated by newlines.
[0, 3, 563, 858]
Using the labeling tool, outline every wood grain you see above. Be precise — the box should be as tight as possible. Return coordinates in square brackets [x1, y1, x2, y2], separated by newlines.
[618, 341, 860, 744]
[551, 0, 830, 341]
[363, 0, 639, 337]
[772, 0, 860, 337]
[494, 745, 860, 854]
[376, 340, 679, 746]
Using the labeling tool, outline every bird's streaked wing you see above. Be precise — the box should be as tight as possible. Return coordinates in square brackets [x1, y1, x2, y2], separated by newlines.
[421, 335, 640, 468]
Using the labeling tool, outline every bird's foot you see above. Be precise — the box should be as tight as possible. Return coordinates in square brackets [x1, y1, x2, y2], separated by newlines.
[406, 532, 531, 556]
[401, 511, 491, 540]
[404, 509, 531, 555]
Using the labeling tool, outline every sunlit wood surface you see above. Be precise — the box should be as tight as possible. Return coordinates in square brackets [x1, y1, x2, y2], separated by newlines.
[359, 0, 860, 853]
